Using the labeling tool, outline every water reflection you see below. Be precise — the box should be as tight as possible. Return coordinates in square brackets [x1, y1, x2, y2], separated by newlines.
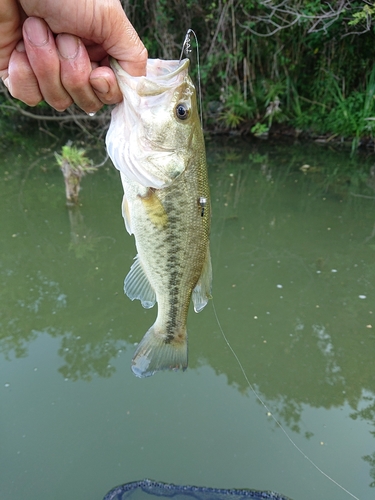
[1, 137, 375, 497]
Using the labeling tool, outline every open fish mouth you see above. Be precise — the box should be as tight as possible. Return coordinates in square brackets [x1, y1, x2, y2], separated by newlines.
[110, 58, 190, 96]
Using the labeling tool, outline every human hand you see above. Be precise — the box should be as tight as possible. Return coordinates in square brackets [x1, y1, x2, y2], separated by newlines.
[0, 0, 147, 113]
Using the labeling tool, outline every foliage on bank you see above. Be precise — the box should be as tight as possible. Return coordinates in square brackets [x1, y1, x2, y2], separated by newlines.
[2, 1, 375, 149]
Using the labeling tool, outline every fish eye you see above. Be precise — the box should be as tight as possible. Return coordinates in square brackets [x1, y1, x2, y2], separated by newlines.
[175, 103, 190, 120]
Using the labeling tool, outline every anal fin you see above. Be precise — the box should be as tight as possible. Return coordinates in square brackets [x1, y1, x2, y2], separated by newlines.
[192, 245, 212, 313]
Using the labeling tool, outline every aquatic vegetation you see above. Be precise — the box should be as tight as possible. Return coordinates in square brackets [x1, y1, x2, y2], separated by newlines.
[54, 142, 96, 205]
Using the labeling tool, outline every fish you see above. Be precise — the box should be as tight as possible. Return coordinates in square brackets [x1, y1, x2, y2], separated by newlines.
[105, 57, 212, 378]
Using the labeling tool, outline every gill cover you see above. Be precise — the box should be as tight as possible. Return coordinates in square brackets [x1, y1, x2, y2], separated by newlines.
[106, 58, 195, 189]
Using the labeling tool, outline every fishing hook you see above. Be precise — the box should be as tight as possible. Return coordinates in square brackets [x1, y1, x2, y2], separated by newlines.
[179, 29, 203, 127]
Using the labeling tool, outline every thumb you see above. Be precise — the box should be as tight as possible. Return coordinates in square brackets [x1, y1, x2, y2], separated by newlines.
[100, 8, 147, 77]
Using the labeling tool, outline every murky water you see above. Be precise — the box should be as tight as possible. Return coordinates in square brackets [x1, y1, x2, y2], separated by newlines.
[1, 134, 374, 500]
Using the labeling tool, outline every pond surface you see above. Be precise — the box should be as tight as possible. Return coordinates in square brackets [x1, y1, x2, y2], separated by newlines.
[0, 134, 374, 500]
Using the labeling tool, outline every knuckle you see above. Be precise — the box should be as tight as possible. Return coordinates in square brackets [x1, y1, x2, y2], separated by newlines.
[49, 97, 73, 112]
[139, 46, 148, 62]
[81, 100, 103, 114]
[10, 85, 42, 107]
[95, 89, 118, 105]
[24, 97, 43, 107]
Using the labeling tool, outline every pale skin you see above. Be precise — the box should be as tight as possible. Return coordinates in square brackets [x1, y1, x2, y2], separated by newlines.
[0, 0, 148, 113]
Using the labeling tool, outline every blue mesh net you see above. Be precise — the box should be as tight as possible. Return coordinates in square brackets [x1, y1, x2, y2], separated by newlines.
[103, 480, 291, 500]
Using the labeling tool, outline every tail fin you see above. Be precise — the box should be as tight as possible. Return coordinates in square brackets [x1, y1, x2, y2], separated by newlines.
[131, 324, 188, 378]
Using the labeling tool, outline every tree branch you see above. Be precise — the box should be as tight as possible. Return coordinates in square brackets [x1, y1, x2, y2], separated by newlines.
[240, 0, 364, 38]
[0, 82, 110, 122]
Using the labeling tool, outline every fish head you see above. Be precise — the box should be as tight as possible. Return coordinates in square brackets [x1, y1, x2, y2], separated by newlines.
[106, 58, 202, 189]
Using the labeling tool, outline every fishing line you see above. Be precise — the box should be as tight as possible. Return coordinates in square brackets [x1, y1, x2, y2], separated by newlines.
[180, 24, 358, 500]
[179, 29, 203, 127]
[211, 299, 360, 500]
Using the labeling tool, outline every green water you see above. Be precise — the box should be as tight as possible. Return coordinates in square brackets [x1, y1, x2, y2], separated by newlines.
[1, 135, 374, 500]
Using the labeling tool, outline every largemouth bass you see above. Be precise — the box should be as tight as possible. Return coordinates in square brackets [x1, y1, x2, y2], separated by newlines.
[106, 58, 212, 378]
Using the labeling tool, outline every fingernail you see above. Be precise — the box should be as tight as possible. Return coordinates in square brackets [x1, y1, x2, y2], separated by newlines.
[2, 76, 10, 91]
[16, 40, 25, 52]
[25, 17, 48, 47]
[57, 34, 79, 60]
[90, 77, 110, 95]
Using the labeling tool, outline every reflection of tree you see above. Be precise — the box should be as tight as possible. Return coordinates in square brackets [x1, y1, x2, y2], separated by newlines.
[201, 139, 375, 489]
[0, 259, 129, 381]
[0, 240, 130, 379]
[68, 207, 114, 260]
[363, 453, 375, 488]
[312, 323, 344, 386]
[57, 330, 122, 382]
[0, 148, 126, 381]
[275, 397, 303, 435]
[2, 137, 374, 496]
[350, 395, 375, 488]
[0, 269, 65, 359]
[1, 137, 374, 405]
[0, 324, 36, 360]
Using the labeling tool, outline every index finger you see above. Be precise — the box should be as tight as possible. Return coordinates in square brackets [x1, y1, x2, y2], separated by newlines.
[0, 0, 23, 78]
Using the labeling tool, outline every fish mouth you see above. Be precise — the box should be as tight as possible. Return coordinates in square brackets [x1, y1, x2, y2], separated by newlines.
[145, 58, 190, 80]
[111, 58, 190, 96]
[111, 57, 189, 79]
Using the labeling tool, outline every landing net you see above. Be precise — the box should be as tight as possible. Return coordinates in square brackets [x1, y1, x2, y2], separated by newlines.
[103, 479, 291, 500]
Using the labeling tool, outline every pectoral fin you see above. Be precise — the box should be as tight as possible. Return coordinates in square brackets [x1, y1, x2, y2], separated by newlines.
[124, 255, 156, 309]
[140, 189, 168, 228]
[192, 245, 212, 313]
